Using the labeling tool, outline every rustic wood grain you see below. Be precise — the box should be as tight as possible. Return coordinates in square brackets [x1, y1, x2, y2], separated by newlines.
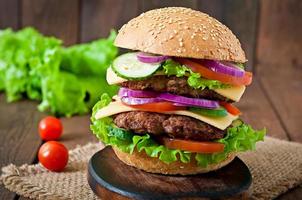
[81, 0, 140, 42]
[21, 0, 80, 46]
[197, 0, 259, 72]
[0, 0, 19, 30]
[60, 115, 97, 149]
[0, 94, 44, 200]
[237, 79, 288, 140]
[258, 67, 302, 142]
[197, 0, 224, 21]
[256, 0, 302, 142]
[256, 0, 302, 67]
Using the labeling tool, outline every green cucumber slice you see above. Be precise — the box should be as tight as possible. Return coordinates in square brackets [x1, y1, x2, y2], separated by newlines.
[112, 53, 162, 80]
[189, 107, 228, 117]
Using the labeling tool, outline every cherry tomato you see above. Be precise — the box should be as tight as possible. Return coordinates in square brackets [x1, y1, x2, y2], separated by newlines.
[39, 116, 63, 141]
[176, 58, 253, 86]
[124, 102, 186, 112]
[219, 102, 242, 116]
[160, 137, 225, 154]
[38, 141, 68, 172]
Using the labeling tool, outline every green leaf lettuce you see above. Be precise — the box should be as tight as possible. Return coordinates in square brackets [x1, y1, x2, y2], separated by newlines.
[0, 28, 118, 116]
[162, 60, 230, 90]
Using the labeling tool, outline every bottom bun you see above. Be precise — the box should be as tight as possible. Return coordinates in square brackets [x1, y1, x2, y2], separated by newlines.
[113, 147, 236, 175]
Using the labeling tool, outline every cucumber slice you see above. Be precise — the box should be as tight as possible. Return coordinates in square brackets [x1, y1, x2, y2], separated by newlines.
[189, 107, 228, 117]
[112, 53, 162, 80]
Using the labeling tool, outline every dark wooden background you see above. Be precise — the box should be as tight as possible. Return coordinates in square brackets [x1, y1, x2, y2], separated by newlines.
[0, 0, 302, 199]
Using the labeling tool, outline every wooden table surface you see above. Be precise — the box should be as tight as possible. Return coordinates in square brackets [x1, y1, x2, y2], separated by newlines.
[1, 73, 302, 199]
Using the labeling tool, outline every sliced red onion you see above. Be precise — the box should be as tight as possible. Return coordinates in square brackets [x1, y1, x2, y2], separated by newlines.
[121, 96, 162, 105]
[158, 93, 219, 109]
[137, 52, 170, 63]
[118, 87, 159, 98]
[200, 60, 245, 77]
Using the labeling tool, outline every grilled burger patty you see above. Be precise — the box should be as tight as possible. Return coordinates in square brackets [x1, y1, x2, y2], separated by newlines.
[113, 111, 226, 141]
[120, 76, 230, 102]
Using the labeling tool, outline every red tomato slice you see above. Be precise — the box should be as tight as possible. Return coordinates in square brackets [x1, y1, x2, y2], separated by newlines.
[176, 58, 253, 86]
[219, 102, 242, 116]
[160, 137, 225, 154]
[124, 102, 186, 112]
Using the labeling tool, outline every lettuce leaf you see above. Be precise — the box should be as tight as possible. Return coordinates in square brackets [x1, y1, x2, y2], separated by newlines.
[162, 60, 230, 90]
[0, 27, 118, 116]
[91, 94, 266, 167]
[0, 28, 61, 101]
[61, 30, 117, 76]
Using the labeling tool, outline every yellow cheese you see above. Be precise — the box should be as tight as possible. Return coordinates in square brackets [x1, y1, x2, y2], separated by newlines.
[107, 67, 127, 85]
[106, 67, 245, 102]
[95, 101, 238, 130]
[214, 85, 246, 102]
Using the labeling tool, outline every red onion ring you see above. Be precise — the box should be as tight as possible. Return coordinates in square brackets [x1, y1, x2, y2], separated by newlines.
[200, 60, 245, 77]
[158, 93, 219, 109]
[137, 52, 170, 63]
[121, 96, 162, 105]
[118, 88, 159, 98]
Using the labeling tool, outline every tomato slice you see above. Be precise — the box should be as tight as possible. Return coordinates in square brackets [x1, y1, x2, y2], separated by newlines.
[124, 102, 186, 112]
[160, 137, 225, 154]
[176, 58, 252, 86]
[219, 102, 241, 116]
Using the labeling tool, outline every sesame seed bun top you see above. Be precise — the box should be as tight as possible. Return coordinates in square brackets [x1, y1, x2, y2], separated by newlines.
[115, 7, 247, 63]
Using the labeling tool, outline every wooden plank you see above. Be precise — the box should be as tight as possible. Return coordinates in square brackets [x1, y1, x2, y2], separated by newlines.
[140, 0, 197, 11]
[237, 79, 288, 140]
[197, 0, 259, 71]
[277, 186, 302, 200]
[197, 0, 224, 21]
[81, 0, 140, 42]
[256, 0, 302, 67]
[0, 94, 44, 200]
[60, 115, 97, 149]
[256, 2, 302, 196]
[0, 0, 19, 30]
[256, 0, 302, 142]
[21, 0, 80, 46]
[258, 66, 302, 142]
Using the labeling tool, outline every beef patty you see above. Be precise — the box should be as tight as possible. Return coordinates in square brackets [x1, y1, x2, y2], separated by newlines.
[120, 76, 230, 102]
[113, 111, 226, 141]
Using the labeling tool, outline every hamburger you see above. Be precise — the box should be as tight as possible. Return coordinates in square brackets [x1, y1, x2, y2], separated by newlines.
[91, 7, 266, 175]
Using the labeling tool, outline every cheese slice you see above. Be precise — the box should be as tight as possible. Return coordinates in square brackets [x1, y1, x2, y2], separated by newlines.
[95, 101, 238, 130]
[107, 67, 245, 102]
[107, 67, 127, 85]
[214, 85, 245, 102]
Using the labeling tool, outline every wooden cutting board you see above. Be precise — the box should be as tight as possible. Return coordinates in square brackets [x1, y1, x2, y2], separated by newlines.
[88, 147, 251, 200]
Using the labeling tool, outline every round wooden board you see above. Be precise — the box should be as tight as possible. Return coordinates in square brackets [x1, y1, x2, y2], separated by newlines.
[88, 147, 252, 200]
